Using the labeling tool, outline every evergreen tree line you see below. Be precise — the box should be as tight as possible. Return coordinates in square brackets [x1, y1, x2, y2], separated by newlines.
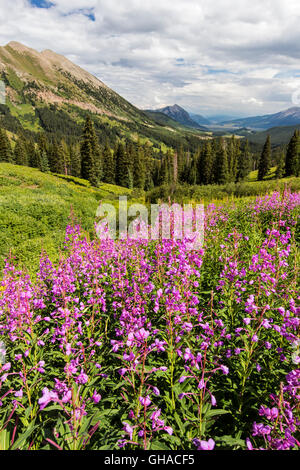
[257, 132, 300, 181]
[0, 116, 156, 190]
[155, 131, 300, 186]
[152, 136, 253, 187]
[0, 118, 299, 189]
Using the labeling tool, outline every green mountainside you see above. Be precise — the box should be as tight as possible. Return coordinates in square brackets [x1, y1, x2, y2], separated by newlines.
[248, 125, 300, 146]
[0, 41, 207, 150]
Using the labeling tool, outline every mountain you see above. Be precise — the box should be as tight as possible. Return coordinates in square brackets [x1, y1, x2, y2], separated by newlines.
[155, 104, 207, 130]
[189, 112, 211, 126]
[0, 41, 206, 149]
[222, 107, 300, 129]
[0, 41, 149, 124]
[143, 110, 192, 129]
[207, 114, 242, 124]
[247, 124, 300, 146]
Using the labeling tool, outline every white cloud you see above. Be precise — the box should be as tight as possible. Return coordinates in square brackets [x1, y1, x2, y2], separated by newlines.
[242, 97, 264, 107]
[1, 0, 300, 116]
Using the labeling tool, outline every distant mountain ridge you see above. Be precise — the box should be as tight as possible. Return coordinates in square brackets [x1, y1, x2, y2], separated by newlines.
[2, 41, 300, 147]
[189, 112, 211, 126]
[154, 104, 207, 130]
[222, 107, 300, 129]
[0, 41, 207, 147]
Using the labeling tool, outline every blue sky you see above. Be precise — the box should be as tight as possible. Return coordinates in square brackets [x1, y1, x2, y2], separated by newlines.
[29, 1, 95, 20]
[29, 0, 53, 8]
[1, 0, 300, 117]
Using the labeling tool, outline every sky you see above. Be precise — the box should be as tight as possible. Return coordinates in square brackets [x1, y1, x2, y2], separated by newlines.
[1, 0, 300, 117]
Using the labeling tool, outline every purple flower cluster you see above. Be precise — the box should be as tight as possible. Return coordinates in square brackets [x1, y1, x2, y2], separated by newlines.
[0, 190, 299, 450]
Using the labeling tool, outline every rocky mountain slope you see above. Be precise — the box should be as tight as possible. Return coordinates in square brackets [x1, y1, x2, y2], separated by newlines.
[155, 104, 207, 129]
[0, 41, 206, 149]
[222, 107, 300, 129]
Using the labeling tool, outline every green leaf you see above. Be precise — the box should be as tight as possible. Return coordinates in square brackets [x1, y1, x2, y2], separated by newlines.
[151, 440, 170, 450]
[174, 412, 185, 435]
[215, 434, 246, 448]
[11, 421, 38, 450]
[205, 409, 230, 418]
[0, 429, 10, 451]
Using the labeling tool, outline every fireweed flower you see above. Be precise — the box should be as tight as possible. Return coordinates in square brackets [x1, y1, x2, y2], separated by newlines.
[152, 339, 166, 352]
[134, 328, 150, 342]
[220, 365, 229, 375]
[76, 370, 89, 384]
[38, 388, 59, 410]
[91, 390, 102, 404]
[123, 351, 135, 362]
[139, 396, 151, 407]
[211, 394, 217, 406]
[198, 379, 205, 389]
[193, 438, 215, 450]
[164, 426, 173, 435]
[0, 192, 299, 450]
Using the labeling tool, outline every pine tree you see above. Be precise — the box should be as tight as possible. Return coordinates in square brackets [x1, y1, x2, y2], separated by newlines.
[227, 136, 234, 181]
[214, 138, 229, 184]
[144, 171, 154, 191]
[70, 144, 82, 178]
[89, 121, 102, 182]
[37, 133, 48, 157]
[133, 145, 146, 189]
[102, 140, 115, 184]
[236, 139, 251, 182]
[81, 139, 97, 186]
[48, 140, 64, 174]
[176, 144, 185, 182]
[198, 142, 213, 185]
[57, 143, 69, 175]
[126, 141, 135, 176]
[227, 136, 238, 182]
[14, 136, 28, 166]
[144, 144, 154, 191]
[152, 159, 160, 187]
[60, 140, 71, 175]
[233, 138, 239, 182]
[115, 142, 129, 188]
[188, 155, 198, 185]
[167, 150, 175, 185]
[173, 151, 178, 184]
[0, 128, 12, 162]
[27, 139, 40, 168]
[80, 117, 99, 186]
[258, 135, 271, 181]
[285, 130, 300, 177]
[40, 151, 50, 173]
[158, 155, 170, 186]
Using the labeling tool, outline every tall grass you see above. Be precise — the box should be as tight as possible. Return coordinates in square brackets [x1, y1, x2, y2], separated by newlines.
[0, 164, 133, 271]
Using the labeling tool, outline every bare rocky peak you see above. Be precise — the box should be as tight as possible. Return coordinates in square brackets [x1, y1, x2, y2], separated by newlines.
[41, 49, 108, 89]
[0, 41, 107, 90]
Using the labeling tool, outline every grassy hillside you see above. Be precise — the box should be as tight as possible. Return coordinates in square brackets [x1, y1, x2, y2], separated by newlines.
[246, 166, 277, 182]
[0, 163, 135, 271]
[147, 174, 300, 204]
